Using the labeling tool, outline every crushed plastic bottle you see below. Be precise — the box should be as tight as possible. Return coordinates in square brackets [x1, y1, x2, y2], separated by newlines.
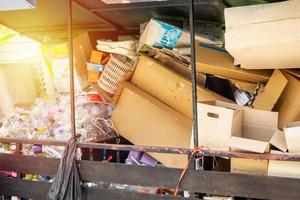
[0, 94, 114, 158]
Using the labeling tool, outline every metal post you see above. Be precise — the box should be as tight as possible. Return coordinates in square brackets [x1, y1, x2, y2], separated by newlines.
[68, 0, 76, 139]
[189, 0, 198, 148]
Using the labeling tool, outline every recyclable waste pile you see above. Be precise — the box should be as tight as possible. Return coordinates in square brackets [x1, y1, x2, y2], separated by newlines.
[0, 94, 114, 158]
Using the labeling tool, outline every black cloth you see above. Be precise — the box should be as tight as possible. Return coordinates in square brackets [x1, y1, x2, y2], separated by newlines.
[47, 139, 82, 200]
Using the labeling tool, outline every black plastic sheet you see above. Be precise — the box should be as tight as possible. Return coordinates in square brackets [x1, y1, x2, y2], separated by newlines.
[47, 139, 82, 200]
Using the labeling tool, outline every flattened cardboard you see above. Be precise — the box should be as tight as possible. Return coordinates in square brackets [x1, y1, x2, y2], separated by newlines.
[227, 136, 269, 154]
[195, 44, 272, 83]
[225, 0, 300, 29]
[131, 55, 230, 119]
[253, 70, 287, 111]
[73, 31, 118, 85]
[196, 101, 242, 151]
[274, 71, 300, 129]
[225, 1, 300, 69]
[112, 82, 192, 168]
[284, 121, 300, 153]
[225, 18, 300, 69]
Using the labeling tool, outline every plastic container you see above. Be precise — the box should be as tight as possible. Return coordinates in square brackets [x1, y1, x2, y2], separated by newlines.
[98, 55, 135, 94]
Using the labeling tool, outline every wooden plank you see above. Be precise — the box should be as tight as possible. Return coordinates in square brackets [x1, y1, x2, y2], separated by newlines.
[2, 153, 300, 199]
[0, 177, 191, 200]
[0, 153, 59, 176]
[0, 177, 49, 199]
[84, 187, 193, 200]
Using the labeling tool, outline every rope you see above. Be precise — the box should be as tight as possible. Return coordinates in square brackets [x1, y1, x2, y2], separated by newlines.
[174, 146, 207, 196]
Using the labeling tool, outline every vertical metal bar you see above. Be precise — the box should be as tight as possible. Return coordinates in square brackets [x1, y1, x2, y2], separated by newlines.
[68, 0, 76, 139]
[189, 0, 198, 147]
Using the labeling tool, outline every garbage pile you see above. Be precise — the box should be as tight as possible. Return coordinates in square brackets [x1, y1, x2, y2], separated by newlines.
[0, 94, 114, 157]
[0, 1, 300, 194]
[71, 0, 300, 179]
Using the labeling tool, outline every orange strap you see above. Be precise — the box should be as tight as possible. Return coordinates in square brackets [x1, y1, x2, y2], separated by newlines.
[173, 146, 206, 196]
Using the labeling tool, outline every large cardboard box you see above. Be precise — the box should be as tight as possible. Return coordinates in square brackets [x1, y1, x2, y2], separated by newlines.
[196, 101, 243, 151]
[227, 108, 284, 176]
[274, 71, 300, 129]
[225, 1, 300, 69]
[131, 55, 230, 119]
[195, 44, 272, 83]
[73, 31, 118, 85]
[111, 82, 192, 168]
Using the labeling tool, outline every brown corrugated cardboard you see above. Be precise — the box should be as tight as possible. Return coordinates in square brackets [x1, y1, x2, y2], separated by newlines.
[73, 31, 118, 85]
[286, 69, 300, 79]
[274, 71, 300, 129]
[228, 108, 283, 175]
[224, 1, 300, 69]
[196, 101, 242, 151]
[253, 70, 287, 111]
[231, 158, 268, 176]
[131, 55, 231, 119]
[284, 121, 300, 153]
[112, 82, 192, 168]
[195, 44, 272, 83]
[229, 79, 257, 94]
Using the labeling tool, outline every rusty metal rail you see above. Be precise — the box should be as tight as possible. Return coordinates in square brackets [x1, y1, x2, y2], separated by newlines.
[1, 137, 300, 161]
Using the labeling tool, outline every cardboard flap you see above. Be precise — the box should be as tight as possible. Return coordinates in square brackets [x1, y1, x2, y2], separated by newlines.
[286, 69, 300, 79]
[253, 70, 288, 111]
[243, 107, 278, 128]
[284, 121, 300, 153]
[195, 43, 272, 83]
[274, 71, 300, 129]
[269, 130, 288, 152]
[227, 136, 269, 153]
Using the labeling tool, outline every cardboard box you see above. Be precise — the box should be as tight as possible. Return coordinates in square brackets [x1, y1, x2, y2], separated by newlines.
[195, 44, 272, 83]
[196, 101, 243, 151]
[227, 108, 285, 175]
[231, 158, 268, 176]
[112, 82, 192, 168]
[253, 70, 288, 111]
[225, 1, 300, 69]
[284, 121, 300, 153]
[90, 50, 103, 64]
[131, 54, 231, 119]
[268, 150, 300, 179]
[73, 31, 118, 85]
[274, 71, 300, 129]
[269, 160, 300, 179]
[87, 71, 100, 83]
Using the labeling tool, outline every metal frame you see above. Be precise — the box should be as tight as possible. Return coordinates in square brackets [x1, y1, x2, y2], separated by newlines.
[1, 0, 300, 199]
